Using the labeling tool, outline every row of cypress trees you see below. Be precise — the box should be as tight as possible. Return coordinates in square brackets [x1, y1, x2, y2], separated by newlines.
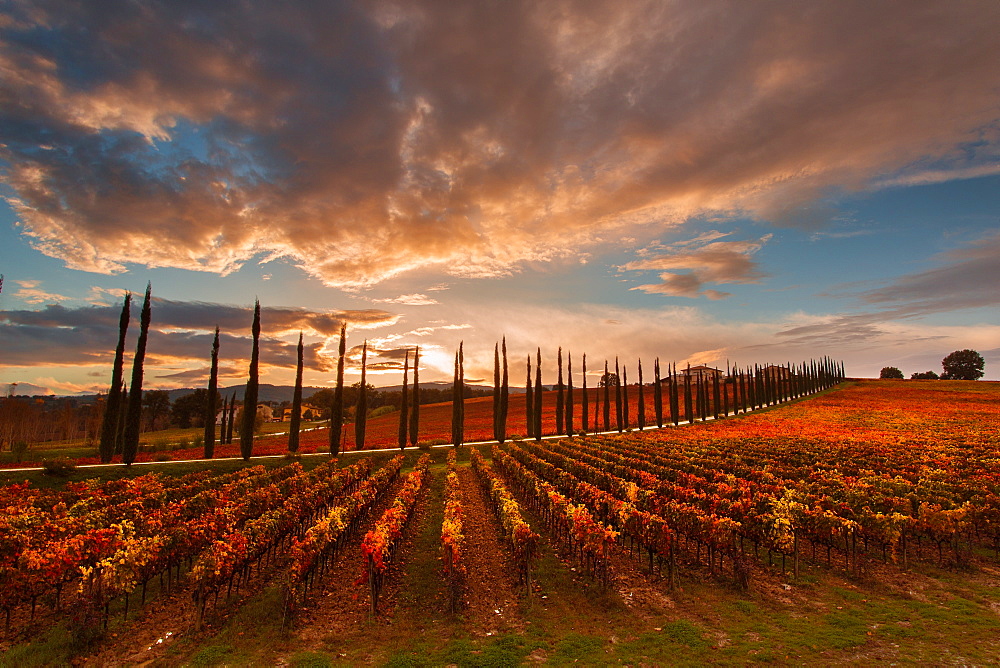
[100, 290, 844, 464]
[443, 344, 844, 446]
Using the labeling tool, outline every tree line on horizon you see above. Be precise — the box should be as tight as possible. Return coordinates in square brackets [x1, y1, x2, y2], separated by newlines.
[880, 349, 986, 381]
[93, 291, 847, 465]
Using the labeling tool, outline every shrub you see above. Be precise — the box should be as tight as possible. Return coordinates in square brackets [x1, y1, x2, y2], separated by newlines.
[42, 458, 76, 476]
[369, 405, 397, 419]
[11, 441, 28, 463]
[154, 453, 173, 462]
[879, 367, 904, 379]
[911, 371, 939, 380]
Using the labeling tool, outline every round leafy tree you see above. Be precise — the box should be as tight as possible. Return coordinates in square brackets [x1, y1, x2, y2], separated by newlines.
[941, 349, 985, 380]
[879, 366, 904, 379]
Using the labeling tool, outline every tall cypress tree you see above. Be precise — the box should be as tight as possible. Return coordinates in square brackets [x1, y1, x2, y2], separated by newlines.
[499, 337, 508, 443]
[451, 346, 462, 446]
[288, 332, 304, 453]
[219, 391, 229, 446]
[525, 355, 534, 439]
[398, 350, 409, 450]
[493, 342, 501, 442]
[240, 299, 261, 461]
[409, 347, 420, 446]
[533, 348, 542, 441]
[355, 341, 368, 449]
[555, 347, 564, 436]
[670, 363, 680, 426]
[581, 353, 588, 434]
[615, 357, 623, 432]
[637, 359, 645, 429]
[226, 392, 236, 443]
[683, 367, 693, 424]
[621, 364, 628, 432]
[99, 292, 131, 463]
[459, 342, 465, 441]
[117, 380, 128, 454]
[602, 360, 611, 432]
[204, 326, 220, 458]
[565, 351, 574, 437]
[712, 372, 721, 419]
[123, 283, 152, 466]
[330, 323, 346, 456]
[653, 358, 663, 428]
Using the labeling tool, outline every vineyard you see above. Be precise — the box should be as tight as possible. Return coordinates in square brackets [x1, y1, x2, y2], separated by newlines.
[1, 380, 998, 665]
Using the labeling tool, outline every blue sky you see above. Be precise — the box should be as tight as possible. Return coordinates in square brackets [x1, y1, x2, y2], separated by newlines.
[1, 1, 998, 394]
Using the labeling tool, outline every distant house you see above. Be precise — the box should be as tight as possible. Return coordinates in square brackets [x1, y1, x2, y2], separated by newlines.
[761, 365, 793, 381]
[662, 365, 723, 383]
[282, 404, 323, 422]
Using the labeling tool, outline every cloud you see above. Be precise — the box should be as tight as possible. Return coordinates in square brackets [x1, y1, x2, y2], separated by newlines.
[373, 293, 439, 306]
[13, 279, 71, 304]
[857, 230, 1000, 315]
[625, 234, 771, 298]
[2, 2, 998, 286]
[0, 298, 399, 379]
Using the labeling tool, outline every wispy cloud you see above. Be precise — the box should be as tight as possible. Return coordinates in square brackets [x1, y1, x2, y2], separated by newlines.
[14, 280, 71, 304]
[373, 293, 439, 306]
[2, 2, 997, 286]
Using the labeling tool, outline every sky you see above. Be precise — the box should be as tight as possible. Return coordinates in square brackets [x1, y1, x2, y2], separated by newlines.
[1, 0, 999, 396]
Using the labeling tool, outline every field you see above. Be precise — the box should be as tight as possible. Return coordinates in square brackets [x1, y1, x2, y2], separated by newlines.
[1, 380, 999, 666]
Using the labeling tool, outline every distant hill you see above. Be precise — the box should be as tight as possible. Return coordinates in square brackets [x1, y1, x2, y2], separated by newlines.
[165, 381, 518, 404]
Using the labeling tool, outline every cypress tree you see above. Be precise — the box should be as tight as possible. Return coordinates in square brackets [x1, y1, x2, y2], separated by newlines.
[653, 357, 663, 428]
[122, 283, 152, 466]
[712, 372, 721, 419]
[621, 365, 629, 431]
[398, 350, 409, 450]
[355, 341, 368, 449]
[581, 354, 589, 434]
[499, 337, 508, 443]
[99, 292, 131, 463]
[240, 299, 261, 461]
[226, 392, 236, 443]
[683, 366, 693, 424]
[288, 332, 304, 453]
[668, 364, 677, 423]
[637, 359, 646, 429]
[204, 326, 220, 458]
[117, 380, 127, 454]
[565, 351, 574, 437]
[533, 348, 542, 440]
[330, 323, 346, 456]
[615, 357, 623, 432]
[493, 342, 501, 442]
[602, 361, 610, 432]
[219, 391, 229, 446]
[409, 347, 420, 446]
[525, 355, 534, 439]
[451, 347, 462, 446]
[459, 342, 465, 440]
[555, 347, 564, 436]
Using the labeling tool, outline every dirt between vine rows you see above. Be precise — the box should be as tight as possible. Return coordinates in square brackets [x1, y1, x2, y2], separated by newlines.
[452, 465, 523, 634]
[290, 473, 418, 648]
[290, 463, 525, 656]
